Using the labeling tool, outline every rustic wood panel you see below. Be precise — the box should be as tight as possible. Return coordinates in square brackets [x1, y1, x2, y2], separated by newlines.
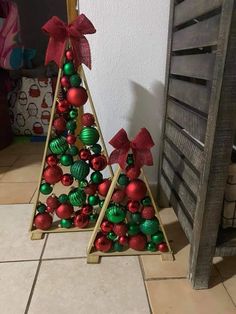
[173, 14, 220, 51]
[168, 78, 210, 114]
[171, 54, 216, 80]
[174, 0, 223, 27]
[167, 99, 207, 143]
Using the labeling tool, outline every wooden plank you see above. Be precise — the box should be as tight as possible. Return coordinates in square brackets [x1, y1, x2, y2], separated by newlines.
[168, 78, 210, 114]
[173, 14, 220, 51]
[165, 120, 204, 172]
[163, 140, 200, 195]
[174, 0, 223, 27]
[167, 99, 207, 143]
[171, 54, 215, 80]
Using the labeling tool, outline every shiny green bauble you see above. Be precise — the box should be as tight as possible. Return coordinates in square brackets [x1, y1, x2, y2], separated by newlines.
[58, 194, 69, 204]
[106, 205, 126, 224]
[79, 179, 88, 188]
[40, 183, 53, 195]
[67, 145, 79, 156]
[89, 213, 98, 222]
[49, 137, 68, 155]
[141, 196, 152, 206]
[70, 160, 90, 181]
[140, 218, 159, 235]
[63, 62, 75, 76]
[79, 127, 100, 146]
[114, 241, 124, 252]
[91, 171, 103, 184]
[70, 74, 82, 87]
[151, 231, 164, 244]
[60, 219, 73, 228]
[99, 200, 105, 208]
[69, 109, 78, 119]
[131, 212, 142, 224]
[60, 154, 73, 166]
[91, 144, 102, 154]
[88, 195, 100, 206]
[66, 120, 77, 132]
[107, 232, 117, 241]
[128, 223, 140, 236]
[68, 188, 86, 206]
[37, 203, 46, 213]
[126, 154, 134, 165]
[147, 242, 157, 252]
[118, 174, 129, 186]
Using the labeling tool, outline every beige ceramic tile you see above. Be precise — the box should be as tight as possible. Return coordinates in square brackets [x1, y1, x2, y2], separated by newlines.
[13, 154, 43, 167]
[224, 277, 236, 305]
[0, 152, 18, 166]
[0, 182, 36, 204]
[0, 261, 38, 314]
[214, 256, 236, 279]
[1, 142, 45, 155]
[0, 167, 10, 179]
[29, 257, 150, 314]
[146, 278, 236, 314]
[0, 204, 45, 261]
[0, 164, 40, 182]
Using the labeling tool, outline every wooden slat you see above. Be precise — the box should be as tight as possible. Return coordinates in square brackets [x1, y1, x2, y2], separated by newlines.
[174, 0, 223, 27]
[167, 99, 207, 143]
[171, 54, 215, 80]
[168, 78, 210, 114]
[165, 120, 204, 172]
[173, 15, 220, 51]
[163, 140, 199, 195]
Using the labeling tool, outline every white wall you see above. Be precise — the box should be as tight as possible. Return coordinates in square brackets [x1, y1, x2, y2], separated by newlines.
[80, 1, 170, 183]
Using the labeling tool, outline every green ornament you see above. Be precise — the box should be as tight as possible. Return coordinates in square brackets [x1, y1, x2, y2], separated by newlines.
[106, 205, 126, 224]
[60, 154, 73, 166]
[91, 171, 103, 184]
[79, 179, 88, 188]
[79, 127, 99, 146]
[40, 183, 52, 195]
[70, 74, 82, 87]
[127, 154, 134, 165]
[131, 212, 142, 224]
[113, 242, 124, 252]
[142, 196, 152, 206]
[140, 218, 159, 235]
[63, 62, 75, 76]
[69, 109, 78, 119]
[67, 145, 79, 156]
[69, 188, 86, 206]
[58, 194, 69, 204]
[60, 219, 73, 229]
[118, 174, 129, 186]
[66, 120, 77, 132]
[151, 231, 164, 244]
[49, 137, 68, 155]
[128, 223, 140, 236]
[99, 200, 105, 208]
[147, 242, 157, 252]
[91, 144, 102, 154]
[70, 160, 90, 180]
[89, 213, 98, 222]
[88, 195, 100, 206]
[37, 203, 46, 213]
[107, 232, 117, 241]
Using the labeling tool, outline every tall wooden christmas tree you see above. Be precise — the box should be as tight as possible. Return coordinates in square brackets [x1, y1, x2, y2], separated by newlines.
[87, 129, 173, 263]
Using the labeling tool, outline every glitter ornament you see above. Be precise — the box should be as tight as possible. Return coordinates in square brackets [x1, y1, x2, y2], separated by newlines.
[34, 213, 52, 230]
[81, 113, 95, 126]
[129, 234, 147, 251]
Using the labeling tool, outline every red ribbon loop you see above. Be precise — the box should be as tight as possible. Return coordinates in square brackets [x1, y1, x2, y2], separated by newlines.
[42, 14, 96, 69]
[109, 128, 154, 170]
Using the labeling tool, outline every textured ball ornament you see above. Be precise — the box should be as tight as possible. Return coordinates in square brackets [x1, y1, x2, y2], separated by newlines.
[56, 203, 74, 219]
[58, 194, 69, 204]
[119, 236, 128, 245]
[81, 204, 93, 216]
[140, 218, 159, 235]
[125, 165, 141, 180]
[43, 166, 63, 184]
[127, 200, 140, 213]
[113, 223, 128, 237]
[36, 203, 46, 213]
[88, 195, 100, 206]
[63, 62, 75, 76]
[60, 154, 73, 167]
[60, 76, 70, 88]
[66, 134, 76, 145]
[151, 231, 164, 244]
[74, 213, 89, 228]
[40, 183, 53, 195]
[81, 113, 95, 127]
[67, 145, 78, 156]
[49, 137, 68, 155]
[84, 183, 97, 196]
[101, 220, 114, 233]
[46, 195, 60, 210]
[70, 160, 90, 181]
[57, 100, 69, 113]
[53, 117, 66, 133]
[157, 242, 168, 252]
[106, 205, 126, 224]
[79, 148, 91, 161]
[66, 120, 77, 132]
[67, 87, 88, 107]
[68, 188, 86, 206]
[90, 155, 107, 171]
[34, 213, 52, 230]
[111, 189, 126, 203]
[70, 74, 82, 87]
[95, 235, 112, 252]
[91, 144, 102, 154]
[91, 171, 103, 184]
[79, 127, 99, 146]
[98, 179, 111, 197]
[126, 179, 147, 201]
[46, 154, 58, 167]
[129, 234, 147, 251]
[65, 49, 73, 60]
[61, 174, 74, 186]
[118, 174, 129, 186]
[147, 242, 157, 252]
[141, 206, 155, 220]
[69, 109, 78, 119]
[60, 219, 73, 228]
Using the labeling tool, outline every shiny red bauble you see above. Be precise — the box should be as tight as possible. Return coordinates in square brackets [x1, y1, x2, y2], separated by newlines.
[119, 236, 128, 245]
[90, 155, 107, 171]
[157, 242, 168, 252]
[61, 76, 70, 88]
[84, 183, 97, 195]
[46, 206, 54, 214]
[95, 235, 112, 252]
[113, 223, 128, 237]
[46, 195, 60, 209]
[141, 206, 155, 219]
[34, 213, 52, 230]
[79, 148, 91, 161]
[57, 100, 69, 113]
[53, 117, 66, 132]
[81, 204, 93, 216]
[98, 179, 111, 197]
[66, 134, 76, 145]
[74, 213, 89, 228]
[65, 49, 74, 60]
[127, 200, 140, 213]
[46, 154, 58, 167]
[56, 203, 74, 219]
[61, 174, 74, 186]
[67, 87, 88, 107]
[112, 189, 126, 203]
[101, 220, 114, 233]
[81, 113, 95, 126]
[129, 234, 147, 251]
[125, 165, 141, 180]
[43, 166, 63, 184]
[126, 179, 147, 201]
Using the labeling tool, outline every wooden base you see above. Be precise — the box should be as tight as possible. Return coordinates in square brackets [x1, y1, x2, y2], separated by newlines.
[161, 252, 175, 261]
[31, 232, 44, 240]
[88, 249, 174, 259]
[87, 255, 100, 264]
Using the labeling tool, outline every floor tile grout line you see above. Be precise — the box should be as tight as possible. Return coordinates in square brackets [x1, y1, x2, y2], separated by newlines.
[0, 256, 89, 264]
[145, 276, 187, 281]
[138, 256, 152, 314]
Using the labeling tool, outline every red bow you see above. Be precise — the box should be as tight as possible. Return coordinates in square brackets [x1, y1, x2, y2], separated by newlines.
[109, 128, 154, 170]
[42, 14, 96, 69]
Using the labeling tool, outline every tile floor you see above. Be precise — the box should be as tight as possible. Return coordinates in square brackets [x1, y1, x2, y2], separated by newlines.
[0, 142, 236, 314]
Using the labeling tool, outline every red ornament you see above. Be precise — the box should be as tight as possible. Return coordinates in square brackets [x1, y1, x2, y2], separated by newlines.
[61, 174, 73, 186]
[81, 204, 93, 215]
[67, 87, 88, 107]
[111, 189, 126, 203]
[46, 195, 60, 209]
[101, 220, 114, 233]
[119, 236, 128, 245]
[141, 206, 155, 219]
[90, 155, 107, 171]
[34, 213, 52, 230]
[98, 179, 111, 197]
[84, 183, 97, 195]
[127, 200, 140, 213]
[126, 165, 141, 180]
[81, 113, 95, 126]
[46, 206, 54, 214]
[61, 76, 70, 88]
[66, 134, 76, 145]
[43, 166, 63, 184]
[95, 235, 112, 252]
[56, 203, 74, 219]
[113, 223, 128, 237]
[74, 213, 89, 228]
[65, 49, 74, 60]
[126, 179, 147, 201]
[53, 117, 66, 132]
[57, 100, 69, 113]
[129, 234, 147, 251]
[79, 148, 91, 161]
[157, 242, 168, 252]
[46, 154, 58, 167]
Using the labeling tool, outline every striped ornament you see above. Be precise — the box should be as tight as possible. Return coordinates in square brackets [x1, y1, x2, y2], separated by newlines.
[49, 137, 68, 155]
[79, 127, 100, 146]
[70, 160, 90, 180]
[69, 188, 86, 206]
